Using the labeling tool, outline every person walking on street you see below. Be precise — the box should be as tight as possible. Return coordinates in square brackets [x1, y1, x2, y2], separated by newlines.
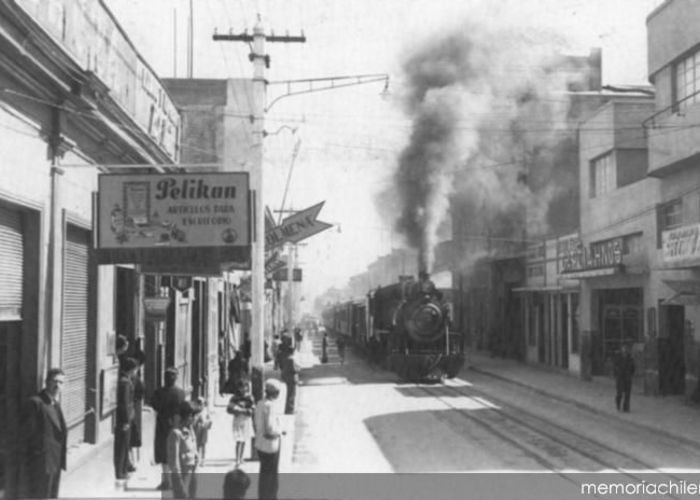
[23, 368, 67, 499]
[227, 379, 255, 466]
[280, 346, 299, 414]
[254, 379, 284, 500]
[151, 367, 186, 490]
[114, 358, 137, 488]
[614, 343, 635, 412]
[167, 401, 199, 499]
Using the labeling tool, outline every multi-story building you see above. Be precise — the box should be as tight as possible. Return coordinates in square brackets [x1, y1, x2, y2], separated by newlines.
[0, 3, 239, 497]
[566, 97, 656, 383]
[646, 0, 700, 398]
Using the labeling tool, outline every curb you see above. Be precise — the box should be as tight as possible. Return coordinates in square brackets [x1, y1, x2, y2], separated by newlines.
[470, 365, 700, 451]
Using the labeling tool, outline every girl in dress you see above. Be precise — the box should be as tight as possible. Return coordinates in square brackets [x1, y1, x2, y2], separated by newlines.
[227, 379, 255, 466]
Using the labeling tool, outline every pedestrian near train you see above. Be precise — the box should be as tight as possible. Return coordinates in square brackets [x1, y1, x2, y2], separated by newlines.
[254, 379, 284, 500]
[151, 367, 186, 490]
[227, 379, 255, 466]
[114, 357, 137, 488]
[614, 343, 635, 412]
[22, 368, 67, 499]
[167, 401, 199, 499]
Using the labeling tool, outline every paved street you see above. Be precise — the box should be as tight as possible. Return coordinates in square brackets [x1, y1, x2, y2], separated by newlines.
[58, 330, 700, 499]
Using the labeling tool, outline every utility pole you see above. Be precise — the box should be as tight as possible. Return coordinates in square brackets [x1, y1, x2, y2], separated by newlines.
[213, 15, 305, 401]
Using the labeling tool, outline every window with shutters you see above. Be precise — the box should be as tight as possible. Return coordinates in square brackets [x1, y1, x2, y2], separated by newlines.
[62, 225, 90, 430]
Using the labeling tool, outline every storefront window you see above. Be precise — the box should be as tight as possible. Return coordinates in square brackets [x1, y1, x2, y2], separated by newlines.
[600, 288, 643, 363]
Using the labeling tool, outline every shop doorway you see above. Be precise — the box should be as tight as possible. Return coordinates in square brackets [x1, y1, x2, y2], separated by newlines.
[659, 304, 686, 395]
[598, 288, 642, 375]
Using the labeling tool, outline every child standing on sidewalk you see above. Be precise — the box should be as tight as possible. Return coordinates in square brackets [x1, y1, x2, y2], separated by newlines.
[167, 401, 199, 499]
[227, 379, 255, 467]
[192, 396, 213, 462]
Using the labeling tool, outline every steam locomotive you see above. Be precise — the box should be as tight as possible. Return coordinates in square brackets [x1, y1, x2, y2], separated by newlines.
[326, 273, 465, 380]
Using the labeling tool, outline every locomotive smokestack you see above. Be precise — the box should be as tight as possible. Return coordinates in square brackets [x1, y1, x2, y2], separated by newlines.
[418, 248, 430, 277]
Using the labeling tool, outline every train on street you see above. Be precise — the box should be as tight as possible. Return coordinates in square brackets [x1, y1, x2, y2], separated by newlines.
[324, 273, 465, 380]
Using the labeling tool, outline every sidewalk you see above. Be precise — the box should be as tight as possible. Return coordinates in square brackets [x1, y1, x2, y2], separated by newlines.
[467, 351, 700, 449]
[61, 371, 302, 498]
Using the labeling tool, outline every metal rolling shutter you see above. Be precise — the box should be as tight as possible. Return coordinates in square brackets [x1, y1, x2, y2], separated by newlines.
[62, 225, 89, 427]
[0, 206, 23, 319]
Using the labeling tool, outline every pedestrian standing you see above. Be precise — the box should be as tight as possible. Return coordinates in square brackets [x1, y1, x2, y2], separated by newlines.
[227, 379, 254, 466]
[254, 379, 284, 500]
[167, 401, 199, 499]
[294, 327, 303, 351]
[280, 347, 299, 415]
[116, 334, 129, 369]
[271, 334, 282, 370]
[22, 368, 67, 499]
[151, 367, 186, 490]
[114, 357, 137, 488]
[226, 350, 247, 394]
[321, 333, 328, 364]
[614, 343, 635, 412]
[192, 397, 213, 461]
[129, 350, 146, 471]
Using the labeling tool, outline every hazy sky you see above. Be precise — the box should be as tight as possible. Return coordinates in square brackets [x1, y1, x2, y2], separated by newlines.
[107, 0, 663, 306]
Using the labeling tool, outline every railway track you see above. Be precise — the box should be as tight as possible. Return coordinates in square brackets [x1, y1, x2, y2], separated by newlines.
[413, 380, 685, 497]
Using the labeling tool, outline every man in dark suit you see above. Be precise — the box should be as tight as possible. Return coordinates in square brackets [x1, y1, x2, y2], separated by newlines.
[114, 357, 137, 487]
[24, 368, 68, 499]
[151, 367, 185, 490]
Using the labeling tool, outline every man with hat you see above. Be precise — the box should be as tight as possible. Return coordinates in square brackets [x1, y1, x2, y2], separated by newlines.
[114, 357, 138, 488]
[254, 379, 284, 500]
[23, 368, 67, 499]
[151, 367, 185, 490]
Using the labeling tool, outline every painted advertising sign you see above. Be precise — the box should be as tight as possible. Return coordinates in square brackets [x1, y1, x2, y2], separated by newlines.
[559, 237, 623, 274]
[97, 173, 250, 268]
[265, 201, 332, 249]
[662, 223, 700, 265]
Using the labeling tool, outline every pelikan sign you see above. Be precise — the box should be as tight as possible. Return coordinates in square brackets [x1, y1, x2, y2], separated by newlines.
[97, 173, 250, 269]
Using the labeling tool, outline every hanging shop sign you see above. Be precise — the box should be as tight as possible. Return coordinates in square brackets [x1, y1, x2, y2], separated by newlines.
[96, 173, 250, 269]
[265, 201, 332, 249]
[662, 223, 700, 266]
[559, 237, 623, 276]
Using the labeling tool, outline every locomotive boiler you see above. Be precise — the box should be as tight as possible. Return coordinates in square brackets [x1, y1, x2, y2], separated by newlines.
[369, 273, 465, 381]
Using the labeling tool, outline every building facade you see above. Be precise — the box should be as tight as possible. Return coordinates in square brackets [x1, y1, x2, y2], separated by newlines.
[647, 0, 700, 399]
